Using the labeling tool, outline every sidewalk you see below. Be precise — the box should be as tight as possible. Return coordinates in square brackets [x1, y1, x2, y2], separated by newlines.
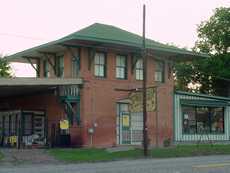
[0, 149, 60, 166]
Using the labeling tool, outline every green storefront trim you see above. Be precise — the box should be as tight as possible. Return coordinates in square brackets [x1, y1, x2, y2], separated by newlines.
[174, 91, 230, 142]
[180, 99, 230, 107]
[175, 91, 230, 102]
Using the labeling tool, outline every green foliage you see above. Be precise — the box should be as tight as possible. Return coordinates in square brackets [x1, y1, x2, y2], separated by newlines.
[0, 151, 3, 161]
[0, 56, 11, 77]
[194, 7, 230, 54]
[174, 62, 194, 92]
[163, 138, 171, 147]
[175, 7, 230, 96]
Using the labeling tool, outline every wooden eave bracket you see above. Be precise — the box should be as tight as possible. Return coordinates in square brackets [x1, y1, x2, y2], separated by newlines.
[23, 56, 40, 75]
[39, 52, 57, 76]
[64, 100, 80, 125]
[63, 45, 81, 77]
[65, 46, 80, 63]
[131, 54, 140, 74]
[88, 48, 95, 70]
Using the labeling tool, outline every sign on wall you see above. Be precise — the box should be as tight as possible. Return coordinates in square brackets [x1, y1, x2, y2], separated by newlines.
[122, 113, 130, 127]
[60, 119, 69, 130]
[129, 88, 156, 113]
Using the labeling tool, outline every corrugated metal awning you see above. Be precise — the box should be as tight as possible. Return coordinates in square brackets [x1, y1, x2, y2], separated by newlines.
[180, 99, 230, 107]
[0, 78, 83, 98]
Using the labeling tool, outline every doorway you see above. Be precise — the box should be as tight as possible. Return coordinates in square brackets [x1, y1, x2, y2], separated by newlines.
[0, 110, 46, 148]
[117, 103, 143, 145]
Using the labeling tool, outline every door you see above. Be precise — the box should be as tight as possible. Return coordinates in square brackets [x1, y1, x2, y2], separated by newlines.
[117, 103, 143, 145]
[33, 115, 45, 140]
[22, 111, 45, 145]
[130, 112, 143, 145]
[120, 112, 131, 144]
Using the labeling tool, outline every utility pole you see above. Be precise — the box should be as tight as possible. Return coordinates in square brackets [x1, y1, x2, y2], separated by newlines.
[142, 4, 148, 156]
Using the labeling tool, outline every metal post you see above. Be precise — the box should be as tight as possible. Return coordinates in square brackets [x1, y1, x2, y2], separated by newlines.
[155, 87, 159, 147]
[17, 111, 23, 149]
[142, 4, 148, 156]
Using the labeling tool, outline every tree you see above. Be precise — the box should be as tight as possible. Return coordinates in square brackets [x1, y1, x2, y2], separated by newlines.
[0, 56, 11, 77]
[195, 7, 230, 54]
[175, 7, 230, 96]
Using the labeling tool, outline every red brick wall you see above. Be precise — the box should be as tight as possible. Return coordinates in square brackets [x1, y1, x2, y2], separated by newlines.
[76, 48, 174, 147]
[3, 46, 174, 148]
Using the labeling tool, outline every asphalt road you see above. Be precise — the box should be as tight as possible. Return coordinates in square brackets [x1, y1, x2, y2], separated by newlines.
[1, 155, 230, 173]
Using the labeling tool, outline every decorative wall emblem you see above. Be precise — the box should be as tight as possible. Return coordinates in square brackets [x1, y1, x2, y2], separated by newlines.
[129, 88, 156, 112]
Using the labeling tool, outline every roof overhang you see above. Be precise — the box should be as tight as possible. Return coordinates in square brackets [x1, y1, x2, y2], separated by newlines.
[6, 38, 209, 63]
[60, 39, 210, 60]
[6, 44, 67, 63]
[0, 78, 83, 98]
[0, 78, 83, 86]
[146, 48, 209, 61]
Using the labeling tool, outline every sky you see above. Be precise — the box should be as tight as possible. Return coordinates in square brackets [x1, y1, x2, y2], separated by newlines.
[0, 0, 229, 76]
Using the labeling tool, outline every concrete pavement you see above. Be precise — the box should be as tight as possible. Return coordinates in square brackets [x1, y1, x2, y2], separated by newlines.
[1, 155, 230, 173]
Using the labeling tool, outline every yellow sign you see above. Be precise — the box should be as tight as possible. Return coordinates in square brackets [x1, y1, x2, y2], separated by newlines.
[60, 120, 69, 130]
[122, 114, 130, 127]
[129, 88, 156, 112]
[9, 136, 17, 145]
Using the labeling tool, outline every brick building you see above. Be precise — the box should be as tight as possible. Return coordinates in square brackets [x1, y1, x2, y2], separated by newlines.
[0, 23, 208, 148]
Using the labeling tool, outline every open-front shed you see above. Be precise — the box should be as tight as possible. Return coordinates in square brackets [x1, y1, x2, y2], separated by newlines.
[0, 110, 46, 148]
[174, 91, 230, 143]
[0, 78, 82, 148]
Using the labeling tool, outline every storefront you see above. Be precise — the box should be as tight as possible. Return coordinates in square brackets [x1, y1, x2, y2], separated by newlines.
[0, 78, 82, 148]
[0, 110, 46, 148]
[174, 91, 230, 143]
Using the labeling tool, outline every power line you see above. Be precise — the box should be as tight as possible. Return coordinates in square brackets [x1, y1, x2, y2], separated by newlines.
[0, 33, 48, 41]
[195, 71, 230, 82]
[213, 76, 230, 82]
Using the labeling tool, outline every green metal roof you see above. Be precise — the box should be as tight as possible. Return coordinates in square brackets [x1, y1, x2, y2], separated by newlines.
[180, 99, 230, 107]
[175, 90, 230, 102]
[6, 23, 209, 62]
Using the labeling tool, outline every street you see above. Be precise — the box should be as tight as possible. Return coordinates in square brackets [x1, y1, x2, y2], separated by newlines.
[1, 155, 230, 173]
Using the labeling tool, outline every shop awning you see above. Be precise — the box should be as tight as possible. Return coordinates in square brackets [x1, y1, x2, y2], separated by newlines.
[0, 78, 82, 98]
[180, 99, 230, 107]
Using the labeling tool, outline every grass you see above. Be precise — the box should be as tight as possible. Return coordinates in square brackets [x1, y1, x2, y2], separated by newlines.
[49, 144, 230, 162]
[0, 151, 3, 161]
[49, 148, 143, 162]
[151, 144, 230, 158]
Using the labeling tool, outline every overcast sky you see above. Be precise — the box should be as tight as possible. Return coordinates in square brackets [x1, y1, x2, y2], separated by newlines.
[0, 0, 229, 76]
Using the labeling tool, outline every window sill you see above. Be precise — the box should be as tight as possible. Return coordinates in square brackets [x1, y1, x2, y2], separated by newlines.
[155, 81, 164, 84]
[182, 133, 225, 135]
[116, 78, 127, 80]
[94, 76, 106, 79]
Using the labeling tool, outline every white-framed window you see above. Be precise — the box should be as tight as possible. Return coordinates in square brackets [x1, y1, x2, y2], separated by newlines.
[72, 53, 80, 78]
[43, 60, 50, 78]
[155, 61, 164, 82]
[94, 52, 106, 77]
[182, 106, 224, 134]
[135, 59, 143, 80]
[116, 55, 127, 79]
